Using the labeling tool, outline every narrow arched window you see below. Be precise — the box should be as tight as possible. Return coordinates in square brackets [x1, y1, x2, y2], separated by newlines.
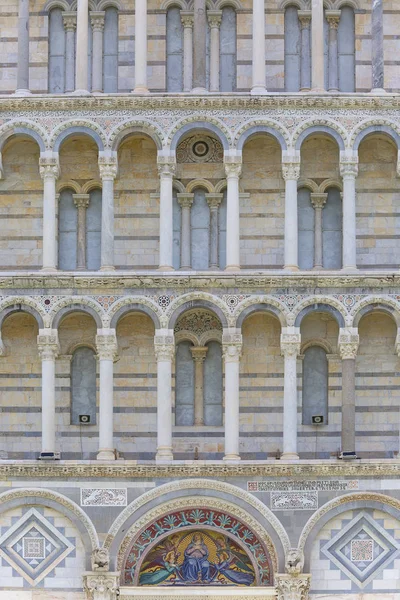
[48, 8, 66, 93]
[86, 188, 102, 270]
[191, 188, 210, 270]
[322, 187, 342, 269]
[338, 6, 355, 92]
[166, 6, 184, 91]
[284, 6, 301, 91]
[220, 6, 237, 92]
[104, 7, 119, 92]
[302, 346, 328, 425]
[175, 341, 195, 425]
[71, 347, 97, 425]
[203, 341, 223, 425]
[298, 187, 314, 270]
[58, 188, 78, 270]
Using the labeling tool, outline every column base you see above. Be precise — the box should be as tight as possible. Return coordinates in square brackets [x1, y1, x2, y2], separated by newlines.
[97, 450, 116, 461]
[191, 87, 209, 94]
[223, 454, 241, 461]
[156, 447, 174, 462]
[370, 87, 387, 95]
[224, 265, 240, 272]
[283, 264, 299, 271]
[99, 265, 115, 272]
[71, 89, 92, 96]
[41, 266, 58, 273]
[341, 265, 358, 272]
[281, 452, 299, 460]
[250, 86, 267, 95]
[14, 89, 32, 96]
[312, 265, 323, 270]
[157, 265, 175, 271]
[311, 87, 326, 92]
[300, 87, 311, 92]
[328, 87, 339, 92]
[132, 86, 149, 94]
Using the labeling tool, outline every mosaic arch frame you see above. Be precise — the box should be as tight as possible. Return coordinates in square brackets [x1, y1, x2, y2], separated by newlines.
[121, 505, 275, 587]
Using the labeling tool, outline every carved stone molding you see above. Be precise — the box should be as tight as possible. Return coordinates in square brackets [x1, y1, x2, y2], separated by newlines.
[83, 572, 120, 600]
[275, 573, 311, 600]
[37, 329, 60, 360]
[96, 331, 118, 361]
[338, 327, 359, 360]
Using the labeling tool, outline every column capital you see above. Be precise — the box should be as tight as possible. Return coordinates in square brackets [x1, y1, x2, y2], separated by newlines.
[177, 192, 194, 208]
[96, 329, 118, 361]
[338, 327, 359, 360]
[282, 161, 301, 181]
[310, 192, 327, 209]
[73, 193, 90, 208]
[157, 154, 176, 177]
[191, 346, 208, 362]
[83, 572, 120, 600]
[205, 192, 223, 209]
[39, 155, 60, 180]
[62, 11, 77, 31]
[98, 155, 118, 180]
[339, 152, 359, 178]
[37, 329, 60, 360]
[325, 9, 341, 28]
[154, 330, 175, 361]
[275, 573, 311, 600]
[281, 327, 301, 357]
[222, 330, 243, 362]
[90, 11, 105, 31]
[224, 159, 242, 178]
[207, 10, 222, 28]
[298, 10, 311, 27]
[180, 10, 194, 27]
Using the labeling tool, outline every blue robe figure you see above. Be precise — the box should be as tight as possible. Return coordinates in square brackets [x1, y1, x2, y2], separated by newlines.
[182, 533, 210, 582]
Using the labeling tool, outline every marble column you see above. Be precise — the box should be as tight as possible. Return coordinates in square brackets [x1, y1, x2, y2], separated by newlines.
[91, 12, 105, 93]
[15, 0, 30, 95]
[281, 327, 301, 460]
[39, 155, 60, 272]
[311, 0, 325, 91]
[206, 193, 223, 269]
[99, 155, 118, 271]
[177, 193, 194, 269]
[62, 12, 77, 93]
[310, 192, 327, 269]
[154, 330, 175, 461]
[96, 329, 118, 460]
[298, 11, 311, 91]
[193, 0, 207, 92]
[73, 194, 90, 270]
[251, 0, 266, 93]
[371, 0, 384, 92]
[208, 11, 222, 92]
[340, 155, 358, 270]
[326, 11, 340, 92]
[158, 155, 176, 270]
[223, 330, 242, 461]
[191, 346, 208, 425]
[224, 155, 242, 271]
[37, 330, 60, 457]
[282, 156, 301, 270]
[181, 12, 194, 92]
[338, 328, 359, 455]
[134, 0, 149, 93]
[75, 0, 89, 94]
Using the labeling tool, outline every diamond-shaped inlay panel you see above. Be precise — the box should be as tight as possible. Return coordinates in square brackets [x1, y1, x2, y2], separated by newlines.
[0, 508, 74, 586]
[322, 512, 400, 588]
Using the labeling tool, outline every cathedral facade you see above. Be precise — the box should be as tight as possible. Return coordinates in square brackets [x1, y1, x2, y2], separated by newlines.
[1, 0, 400, 599]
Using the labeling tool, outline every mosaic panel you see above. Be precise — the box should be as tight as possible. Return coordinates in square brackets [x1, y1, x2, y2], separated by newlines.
[80, 488, 127, 507]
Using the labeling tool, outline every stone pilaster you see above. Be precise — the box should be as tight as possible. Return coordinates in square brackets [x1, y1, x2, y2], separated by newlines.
[281, 328, 301, 460]
[96, 330, 118, 461]
[37, 330, 60, 457]
[15, 0, 30, 95]
[223, 329, 242, 461]
[154, 330, 175, 461]
[311, 0, 324, 91]
[75, 0, 89, 94]
[338, 327, 359, 455]
[193, 0, 207, 92]
[371, 0, 384, 93]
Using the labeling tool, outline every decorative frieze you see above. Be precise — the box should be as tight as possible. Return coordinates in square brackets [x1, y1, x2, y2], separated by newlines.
[248, 480, 359, 491]
[271, 491, 318, 511]
[81, 488, 127, 507]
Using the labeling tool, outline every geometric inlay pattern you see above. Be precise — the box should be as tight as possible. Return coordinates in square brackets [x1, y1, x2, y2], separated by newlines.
[322, 512, 400, 588]
[0, 508, 74, 586]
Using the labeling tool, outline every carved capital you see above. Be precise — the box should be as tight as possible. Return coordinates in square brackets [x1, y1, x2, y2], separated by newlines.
[91, 11, 105, 32]
[326, 10, 341, 29]
[73, 193, 90, 209]
[205, 192, 223, 209]
[39, 156, 60, 180]
[37, 329, 60, 361]
[298, 10, 311, 28]
[281, 328, 301, 358]
[83, 572, 120, 600]
[338, 327, 359, 360]
[222, 331, 243, 362]
[275, 573, 311, 600]
[177, 193, 194, 208]
[98, 157, 118, 180]
[157, 155, 176, 177]
[282, 162, 301, 181]
[62, 11, 77, 32]
[191, 346, 208, 362]
[310, 192, 327, 210]
[96, 330, 118, 361]
[340, 160, 358, 178]
[180, 11, 194, 28]
[224, 161, 242, 178]
[154, 330, 175, 361]
[207, 10, 222, 28]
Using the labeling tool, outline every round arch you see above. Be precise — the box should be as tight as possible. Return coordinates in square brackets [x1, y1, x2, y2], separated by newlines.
[52, 126, 105, 153]
[352, 302, 400, 328]
[170, 121, 230, 152]
[110, 123, 163, 152]
[294, 125, 346, 152]
[44, 0, 70, 9]
[186, 178, 215, 193]
[236, 303, 286, 329]
[294, 302, 346, 327]
[0, 302, 44, 331]
[352, 124, 400, 152]
[236, 125, 288, 152]
[97, 0, 123, 8]
[52, 305, 103, 330]
[110, 303, 161, 330]
[168, 300, 229, 329]
[57, 180, 82, 194]
[0, 124, 46, 154]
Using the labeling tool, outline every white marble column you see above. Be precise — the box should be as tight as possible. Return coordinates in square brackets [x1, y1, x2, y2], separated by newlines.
[75, 0, 89, 94]
[298, 11, 311, 91]
[62, 12, 77, 93]
[181, 12, 194, 92]
[311, 0, 325, 91]
[326, 11, 340, 92]
[154, 330, 175, 461]
[282, 154, 300, 270]
[223, 330, 242, 461]
[158, 154, 176, 270]
[191, 346, 208, 425]
[338, 328, 359, 455]
[281, 327, 301, 460]
[177, 193, 194, 269]
[193, 0, 207, 92]
[371, 0, 384, 93]
[208, 11, 222, 92]
[340, 154, 358, 271]
[96, 329, 118, 460]
[99, 154, 118, 271]
[39, 154, 60, 272]
[15, 0, 30, 95]
[37, 330, 60, 457]
[134, 0, 149, 93]
[251, 0, 266, 93]
[310, 192, 327, 269]
[224, 154, 242, 271]
[206, 193, 223, 269]
[91, 12, 105, 93]
[73, 194, 90, 270]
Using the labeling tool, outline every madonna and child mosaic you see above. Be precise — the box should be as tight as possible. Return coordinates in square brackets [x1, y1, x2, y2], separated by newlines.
[122, 508, 273, 586]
